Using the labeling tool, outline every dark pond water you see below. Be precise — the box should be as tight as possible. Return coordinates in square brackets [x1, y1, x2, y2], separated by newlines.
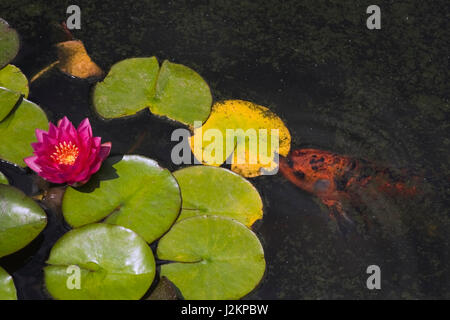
[0, 0, 448, 299]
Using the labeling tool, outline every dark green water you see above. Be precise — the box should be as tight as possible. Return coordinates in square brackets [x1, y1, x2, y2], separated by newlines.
[0, 0, 448, 299]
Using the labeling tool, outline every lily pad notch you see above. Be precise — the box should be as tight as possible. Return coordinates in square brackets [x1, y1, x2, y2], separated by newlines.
[93, 57, 212, 126]
[0, 266, 17, 300]
[189, 99, 291, 177]
[0, 184, 47, 258]
[0, 87, 49, 167]
[0, 19, 20, 69]
[44, 223, 155, 300]
[0, 20, 49, 167]
[157, 215, 266, 300]
[173, 165, 263, 226]
[0, 171, 8, 184]
[62, 155, 182, 244]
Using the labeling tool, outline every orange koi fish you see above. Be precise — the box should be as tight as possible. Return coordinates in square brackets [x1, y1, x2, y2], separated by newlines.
[279, 148, 419, 232]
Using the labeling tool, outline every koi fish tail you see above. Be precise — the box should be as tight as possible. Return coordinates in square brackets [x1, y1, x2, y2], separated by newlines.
[378, 180, 419, 197]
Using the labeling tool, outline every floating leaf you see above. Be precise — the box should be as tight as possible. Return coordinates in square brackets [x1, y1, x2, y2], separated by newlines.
[190, 100, 291, 177]
[0, 19, 19, 69]
[173, 166, 263, 226]
[0, 88, 49, 166]
[0, 86, 20, 121]
[149, 60, 213, 126]
[157, 216, 266, 300]
[93, 57, 212, 126]
[93, 57, 159, 118]
[56, 40, 103, 79]
[0, 171, 8, 184]
[0, 184, 47, 258]
[62, 155, 181, 243]
[44, 223, 155, 300]
[0, 64, 28, 97]
[0, 266, 17, 300]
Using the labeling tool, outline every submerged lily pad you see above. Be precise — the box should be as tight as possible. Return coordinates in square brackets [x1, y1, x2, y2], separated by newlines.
[0, 19, 19, 69]
[173, 166, 263, 226]
[0, 184, 47, 258]
[56, 40, 103, 79]
[0, 266, 17, 300]
[0, 88, 49, 166]
[44, 223, 155, 300]
[147, 276, 179, 300]
[62, 155, 181, 243]
[190, 100, 291, 177]
[0, 64, 29, 97]
[93, 57, 212, 126]
[157, 216, 266, 300]
[0, 171, 8, 184]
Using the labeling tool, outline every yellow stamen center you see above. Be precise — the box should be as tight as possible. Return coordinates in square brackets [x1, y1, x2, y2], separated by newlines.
[51, 141, 79, 165]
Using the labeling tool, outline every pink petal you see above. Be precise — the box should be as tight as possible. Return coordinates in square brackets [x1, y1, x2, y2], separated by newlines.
[57, 116, 70, 129]
[71, 167, 91, 184]
[57, 117, 75, 141]
[42, 134, 57, 149]
[31, 142, 44, 153]
[28, 117, 111, 186]
[98, 142, 112, 160]
[36, 157, 59, 170]
[67, 124, 79, 142]
[91, 137, 101, 149]
[24, 156, 42, 173]
[41, 172, 67, 184]
[77, 118, 92, 138]
[35, 129, 47, 143]
[58, 132, 73, 144]
[77, 127, 92, 149]
[48, 123, 59, 138]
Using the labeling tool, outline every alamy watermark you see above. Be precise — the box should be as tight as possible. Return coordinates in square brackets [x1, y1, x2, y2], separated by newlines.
[366, 5, 381, 30]
[66, 5, 81, 30]
[366, 265, 381, 290]
[66, 265, 81, 290]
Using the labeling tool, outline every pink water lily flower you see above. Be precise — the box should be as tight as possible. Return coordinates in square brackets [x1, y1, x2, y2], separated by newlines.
[24, 117, 111, 185]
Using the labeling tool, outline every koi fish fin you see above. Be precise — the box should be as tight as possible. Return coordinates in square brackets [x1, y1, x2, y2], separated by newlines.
[326, 201, 355, 236]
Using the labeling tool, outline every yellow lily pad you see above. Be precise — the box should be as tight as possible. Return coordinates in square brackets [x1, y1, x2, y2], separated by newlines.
[56, 40, 103, 79]
[189, 100, 291, 177]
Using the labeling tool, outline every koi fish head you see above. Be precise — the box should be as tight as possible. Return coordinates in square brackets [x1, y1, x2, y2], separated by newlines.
[280, 149, 349, 175]
[281, 149, 324, 171]
[279, 149, 352, 195]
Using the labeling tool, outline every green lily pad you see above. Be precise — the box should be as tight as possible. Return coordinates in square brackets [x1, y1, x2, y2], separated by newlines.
[149, 60, 213, 126]
[157, 216, 266, 300]
[0, 88, 49, 167]
[0, 266, 17, 300]
[62, 155, 181, 243]
[173, 166, 263, 227]
[0, 171, 8, 184]
[93, 57, 159, 119]
[93, 57, 212, 126]
[0, 184, 47, 258]
[0, 64, 29, 97]
[44, 223, 155, 300]
[0, 19, 19, 69]
[0, 86, 21, 121]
